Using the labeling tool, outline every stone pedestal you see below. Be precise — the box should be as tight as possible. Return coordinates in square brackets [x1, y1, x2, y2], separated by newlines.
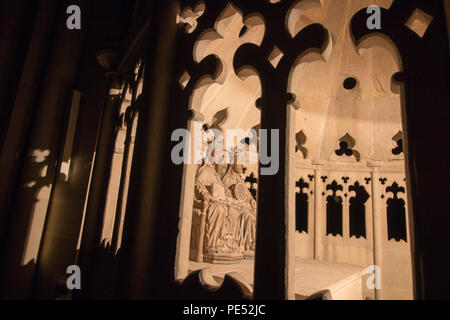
[203, 253, 244, 265]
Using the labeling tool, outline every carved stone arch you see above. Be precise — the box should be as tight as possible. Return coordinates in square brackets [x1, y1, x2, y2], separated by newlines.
[188, 6, 266, 131]
[325, 180, 344, 237]
[233, 0, 330, 298]
[286, 0, 402, 163]
[351, 1, 450, 299]
[170, 3, 269, 296]
[295, 177, 309, 233]
[189, 62, 224, 113]
[349, 181, 369, 239]
[127, 0, 450, 301]
[385, 181, 407, 242]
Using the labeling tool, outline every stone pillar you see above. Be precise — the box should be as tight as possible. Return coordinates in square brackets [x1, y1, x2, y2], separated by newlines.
[116, 0, 180, 299]
[100, 105, 127, 245]
[285, 105, 297, 300]
[0, 0, 59, 255]
[76, 52, 122, 297]
[112, 113, 139, 253]
[368, 161, 383, 300]
[0, 0, 39, 150]
[312, 160, 326, 260]
[252, 90, 296, 300]
[174, 111, 203, 280]
[0, 0, 86, 299]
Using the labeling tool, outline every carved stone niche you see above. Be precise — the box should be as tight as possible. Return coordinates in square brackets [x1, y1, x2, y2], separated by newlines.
[189, 159, 257, 265]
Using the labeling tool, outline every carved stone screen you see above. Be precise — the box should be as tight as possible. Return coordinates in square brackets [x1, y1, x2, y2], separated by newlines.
[173, 0, 416, 300]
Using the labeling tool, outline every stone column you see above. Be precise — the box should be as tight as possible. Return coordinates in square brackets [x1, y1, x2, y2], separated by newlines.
[0, 0, 86, 298]
[312, 160, 326, 260]
[174, 111, 204, 280]
[285, 105, 297, 300]
[112, 113, 139, 253]
[0, 0, 59, 254]
[368, 161, 383, 300]
[76, 51, 122, 296]
[0, 0, 38, 150]
[252, 89, 297, 299]
[116, 0, 180, 299]
[100, 102, 127, 245]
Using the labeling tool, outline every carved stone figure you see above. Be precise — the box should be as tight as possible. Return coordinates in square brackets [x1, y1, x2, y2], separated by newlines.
[222, 161, 257, 257]
[190, 151, 258, 263]
[191, 162, 243, 264]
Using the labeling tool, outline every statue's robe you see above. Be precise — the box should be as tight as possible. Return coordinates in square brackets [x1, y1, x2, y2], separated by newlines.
[222, 168, 257, 252]
[195, 165, 233, 254]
